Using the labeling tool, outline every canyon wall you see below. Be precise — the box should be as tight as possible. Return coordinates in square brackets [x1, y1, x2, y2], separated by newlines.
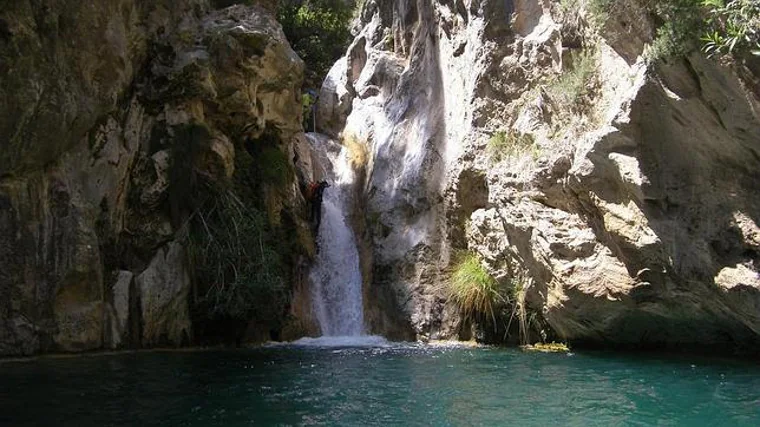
[2, 0, 759, 355]
[0, 1, 312, 356]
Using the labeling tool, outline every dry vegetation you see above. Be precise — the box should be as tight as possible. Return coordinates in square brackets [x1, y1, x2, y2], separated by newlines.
[341, 133, 369, 169]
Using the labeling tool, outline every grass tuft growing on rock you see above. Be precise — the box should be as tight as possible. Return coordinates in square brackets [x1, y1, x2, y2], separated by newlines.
[448, 253, 508, 324]
[487, 130, 537, 163]
[546, 48, 598, 114]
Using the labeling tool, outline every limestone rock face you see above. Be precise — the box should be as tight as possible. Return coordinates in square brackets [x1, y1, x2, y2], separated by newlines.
[0, 2, 306, 356]
[327, 0, 760, 349]
[0, 0, 205, 176]
[136, 242, 191, 346]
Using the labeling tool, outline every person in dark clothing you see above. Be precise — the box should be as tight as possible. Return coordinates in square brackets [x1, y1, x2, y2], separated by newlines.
[308, 180, 330, 233]
[0, 19, 11, 42]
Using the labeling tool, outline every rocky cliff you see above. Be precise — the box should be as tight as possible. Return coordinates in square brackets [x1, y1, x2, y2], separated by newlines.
[0, 1, 312, 356]
[320, 0, 760, 351]
[3, 0, 759, 356]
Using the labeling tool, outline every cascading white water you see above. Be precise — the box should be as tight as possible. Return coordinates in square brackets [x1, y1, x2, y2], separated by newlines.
[308, 135, 365, 337]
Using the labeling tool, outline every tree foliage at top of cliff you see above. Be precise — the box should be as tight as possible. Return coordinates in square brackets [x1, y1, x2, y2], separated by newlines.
[277, 0, 354, 89]
[588, 0, 760, 59]
[701, 0, 760, 57]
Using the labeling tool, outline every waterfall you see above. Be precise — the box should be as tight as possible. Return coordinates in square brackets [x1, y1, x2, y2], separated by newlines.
[307, 134, 364, 337]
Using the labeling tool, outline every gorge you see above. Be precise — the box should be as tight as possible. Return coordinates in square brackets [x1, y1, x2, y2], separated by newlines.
[1, 0, 759, 355]
[1, 0, 760, 422]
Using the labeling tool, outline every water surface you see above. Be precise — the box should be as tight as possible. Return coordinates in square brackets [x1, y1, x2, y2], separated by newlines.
[1, 343, 759, 426]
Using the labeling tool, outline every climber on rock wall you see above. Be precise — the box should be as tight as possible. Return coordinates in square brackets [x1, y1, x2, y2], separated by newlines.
[306, 180, 330, 234]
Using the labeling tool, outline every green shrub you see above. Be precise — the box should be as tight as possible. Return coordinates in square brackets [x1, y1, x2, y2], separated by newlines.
[170, 124, 296, 331]
[648, 0, 705, 59]
[239, 127, 295, 191]
[585, 0, 702, 59]
[187, 189, 288, 323]
[588, 0, 759, 60]
[258, 146, 291, 186]
[702, 0, 760, 57]
[446, 253, 544, 344]
[586, 0, 616, 26]
[448, 253, 509, 324]
[278, 0, 354, 89]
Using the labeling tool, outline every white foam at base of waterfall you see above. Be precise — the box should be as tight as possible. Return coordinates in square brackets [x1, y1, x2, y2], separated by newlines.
[288, 335, 390, 348]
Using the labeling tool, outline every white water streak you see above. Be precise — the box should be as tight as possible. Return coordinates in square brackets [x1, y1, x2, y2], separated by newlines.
[308, 136, 364, 336]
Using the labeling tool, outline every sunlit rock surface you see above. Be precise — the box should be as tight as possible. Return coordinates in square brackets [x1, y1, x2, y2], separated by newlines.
[323, 0, 760, 349]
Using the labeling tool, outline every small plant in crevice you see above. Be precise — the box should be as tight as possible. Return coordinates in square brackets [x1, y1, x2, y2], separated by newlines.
[487, 130, 537, 163]
[545, 48, 599, 116]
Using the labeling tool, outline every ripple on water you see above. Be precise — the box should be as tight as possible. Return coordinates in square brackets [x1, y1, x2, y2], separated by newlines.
[1, 345, 760, 426]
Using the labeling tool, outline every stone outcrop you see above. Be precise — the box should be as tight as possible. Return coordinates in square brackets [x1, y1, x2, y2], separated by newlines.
[322, 0, 760, 350]
[136, 242, 191, 346]
[0, 2, 309, 356]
